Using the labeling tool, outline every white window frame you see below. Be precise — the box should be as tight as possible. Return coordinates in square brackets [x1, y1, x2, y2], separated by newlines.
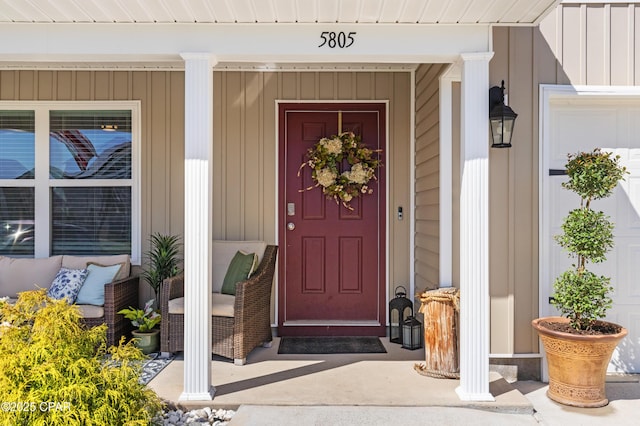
[0, 101, 141, 264]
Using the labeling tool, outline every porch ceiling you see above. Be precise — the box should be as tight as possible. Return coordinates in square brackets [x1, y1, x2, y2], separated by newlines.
[0, 0, 558, 25]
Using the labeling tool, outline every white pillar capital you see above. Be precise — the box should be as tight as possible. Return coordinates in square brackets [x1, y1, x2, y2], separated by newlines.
[180, 52, 218, 66]
[180, 53, 215, 401]
[456, 52, 495, 402]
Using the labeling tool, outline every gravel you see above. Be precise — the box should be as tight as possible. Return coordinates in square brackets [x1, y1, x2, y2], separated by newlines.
[152, 404, 235, 426]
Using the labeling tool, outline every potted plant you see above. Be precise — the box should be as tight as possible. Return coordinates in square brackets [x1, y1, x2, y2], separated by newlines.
[119, 299, 161, 354]
[532, 148, 629, 407]
[142, 233, 181, 307]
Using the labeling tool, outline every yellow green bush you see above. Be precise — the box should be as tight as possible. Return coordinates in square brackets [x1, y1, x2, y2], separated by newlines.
[0, 290, 163, 425]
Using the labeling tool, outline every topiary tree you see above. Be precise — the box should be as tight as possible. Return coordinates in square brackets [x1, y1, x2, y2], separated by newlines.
[552, 148, 627, 331]
[0, 290, 163, 425]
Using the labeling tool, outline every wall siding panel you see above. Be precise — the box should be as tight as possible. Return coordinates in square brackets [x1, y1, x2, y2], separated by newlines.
[215, 70, 412, 315]
[490, 2, 640, 356]
[414, 63, 448, 293]
[0, 69, 183, 304]
[542, 3, 640, 86]
[0, 68, 411, 321]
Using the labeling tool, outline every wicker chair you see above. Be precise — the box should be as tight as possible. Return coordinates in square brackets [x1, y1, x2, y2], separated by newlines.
[80, 275, 139, 347]
[160, 245, 277, 365]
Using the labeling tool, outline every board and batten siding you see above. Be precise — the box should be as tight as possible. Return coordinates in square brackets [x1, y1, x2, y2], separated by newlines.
[0, 70, 413, 319]
[542, 2, 640, 86]
[0, 70, 185, 304]
[488, 2, 640, 356]
[414, 64, 449, 294]
[215, 71, 413, 316]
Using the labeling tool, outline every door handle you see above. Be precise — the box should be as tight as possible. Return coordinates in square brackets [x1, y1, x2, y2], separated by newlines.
[287, 222, 295, 231]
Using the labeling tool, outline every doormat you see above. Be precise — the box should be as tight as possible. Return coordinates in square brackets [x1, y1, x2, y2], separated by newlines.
[278, 337, 387, 354]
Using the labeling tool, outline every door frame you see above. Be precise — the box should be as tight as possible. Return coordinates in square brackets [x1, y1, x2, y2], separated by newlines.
[275, 100, 390, 335]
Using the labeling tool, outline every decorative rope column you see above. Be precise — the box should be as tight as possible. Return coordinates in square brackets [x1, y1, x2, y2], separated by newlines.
[180, 53, 216, 401]
[456, 52, 495, 402]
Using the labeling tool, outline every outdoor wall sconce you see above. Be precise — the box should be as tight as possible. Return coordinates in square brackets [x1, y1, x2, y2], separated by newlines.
[389, 286, 413, 344]
[401, 316, 423, 350]
[489, 80, 518, 148]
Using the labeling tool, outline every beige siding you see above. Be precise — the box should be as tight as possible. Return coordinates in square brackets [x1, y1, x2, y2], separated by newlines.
[215, 71, 413, 307]
[542, 3, 640, 85]
[0, 70, 412, 314]
[0, 70, 185, 303]
[489, 2, 640, 355]
[490, 26, 545, 354]
[414, 64, 449, 293]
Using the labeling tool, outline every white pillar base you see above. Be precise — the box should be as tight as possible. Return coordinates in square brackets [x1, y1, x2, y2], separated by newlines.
[179, 389, 216, 401]
[455, 386, 495, 402]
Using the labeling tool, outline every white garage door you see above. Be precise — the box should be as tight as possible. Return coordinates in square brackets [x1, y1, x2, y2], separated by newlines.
[542, 94, 640, 373]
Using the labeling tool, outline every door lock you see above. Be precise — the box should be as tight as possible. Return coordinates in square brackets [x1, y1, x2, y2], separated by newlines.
[287, 222, 296, 231]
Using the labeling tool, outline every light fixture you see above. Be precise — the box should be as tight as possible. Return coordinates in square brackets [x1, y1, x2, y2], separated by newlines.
[489, 80, 518, 148]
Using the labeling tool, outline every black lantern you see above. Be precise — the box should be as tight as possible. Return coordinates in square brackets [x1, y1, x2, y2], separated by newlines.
[401, 316, 423, 350]
[389, 286, 413, 344]
[489, 80, 518, 148]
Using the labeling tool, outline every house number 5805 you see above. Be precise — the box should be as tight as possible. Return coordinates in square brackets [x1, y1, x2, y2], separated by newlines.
[318, 31, 356, 48]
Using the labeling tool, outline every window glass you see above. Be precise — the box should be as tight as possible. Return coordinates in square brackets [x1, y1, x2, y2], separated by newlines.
[0, 110, 35, 179]
[51, 187, 131, 255]
[0, 187, 35, 256]
[49, 110, 132, 179]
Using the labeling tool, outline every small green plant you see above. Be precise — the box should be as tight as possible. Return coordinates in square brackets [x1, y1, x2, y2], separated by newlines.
[118, 299, 161, 333]
[142, 233, 182, 304]
[552, 149, 627, 331]
[0, 290, 163, 425]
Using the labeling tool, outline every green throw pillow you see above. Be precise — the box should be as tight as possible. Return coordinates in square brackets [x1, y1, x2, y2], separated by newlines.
[221, 251, 256, 295]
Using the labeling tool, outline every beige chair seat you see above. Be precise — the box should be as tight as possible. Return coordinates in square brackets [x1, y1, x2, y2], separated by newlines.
[76, 304, 105, 319]
[167, 293, 235, 318]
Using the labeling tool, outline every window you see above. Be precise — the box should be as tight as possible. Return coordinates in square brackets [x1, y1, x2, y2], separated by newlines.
[0, 103, 140, 263]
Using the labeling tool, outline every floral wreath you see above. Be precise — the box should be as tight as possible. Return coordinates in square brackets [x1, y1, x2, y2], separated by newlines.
[299, 131, 382, 210]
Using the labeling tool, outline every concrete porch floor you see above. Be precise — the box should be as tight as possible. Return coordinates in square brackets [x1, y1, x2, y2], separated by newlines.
[148, 337, 532, 413]
[147, 337, 640, 424]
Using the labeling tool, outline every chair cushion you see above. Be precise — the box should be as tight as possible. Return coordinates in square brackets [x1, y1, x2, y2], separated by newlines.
[76, 304, 105, 319]
[47, 267, 89, 303]
[221, 251, 258, 295]
[212, 241, 266, 293]
[0, 255, 63, 297]
[62, 254, 130, 281]
[167, 293, 235, 318]
[75, 263, 122, 306]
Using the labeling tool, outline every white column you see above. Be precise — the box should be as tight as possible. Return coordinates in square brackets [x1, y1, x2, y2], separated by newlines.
[179, 53, 216, 401]
[456, 52, 495, 402]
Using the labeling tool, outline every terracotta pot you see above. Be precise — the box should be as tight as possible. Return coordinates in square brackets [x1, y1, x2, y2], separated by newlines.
[532, 316, 627, 408]
[132, 329, 160, 355]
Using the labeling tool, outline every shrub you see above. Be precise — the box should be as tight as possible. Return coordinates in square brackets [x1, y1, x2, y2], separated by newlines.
[0, 290, 163, 425]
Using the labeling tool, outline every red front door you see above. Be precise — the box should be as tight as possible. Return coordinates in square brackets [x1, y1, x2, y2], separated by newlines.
[278, 103, 386, 336]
